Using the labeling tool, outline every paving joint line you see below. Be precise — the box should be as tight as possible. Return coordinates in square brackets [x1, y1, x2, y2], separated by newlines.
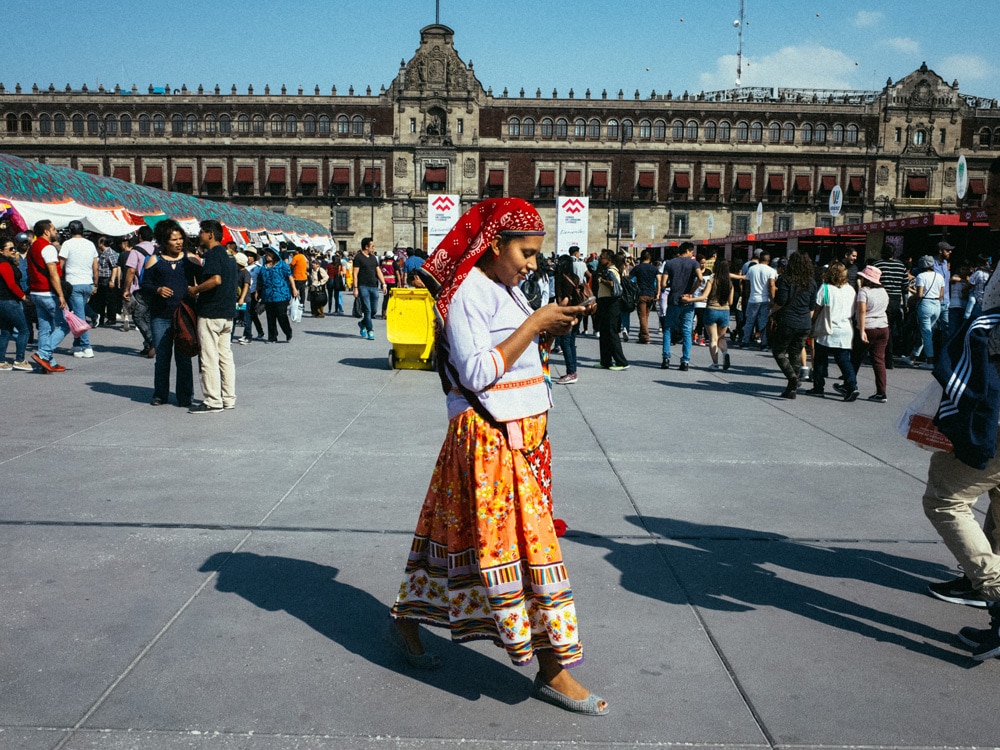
[53, 371, 400, 750]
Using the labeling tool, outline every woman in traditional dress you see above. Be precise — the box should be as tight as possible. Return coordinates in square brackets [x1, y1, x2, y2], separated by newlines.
[388, 198, 609, 716]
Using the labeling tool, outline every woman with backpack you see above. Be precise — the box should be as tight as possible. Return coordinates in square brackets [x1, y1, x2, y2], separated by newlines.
[595, 249, 629, 370]
[767, 252, 817, 398]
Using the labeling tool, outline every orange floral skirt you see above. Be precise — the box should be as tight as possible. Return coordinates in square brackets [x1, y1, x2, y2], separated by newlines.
[390, 408, 583, 667]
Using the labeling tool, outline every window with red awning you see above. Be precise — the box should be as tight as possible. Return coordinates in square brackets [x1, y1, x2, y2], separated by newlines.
[234, 167, 254, 183]
[539, 170, 555, 187]
[735, 173, 752, 190]
[564, 170, 581, 187]
[203, 167, 223, 183]
[331, 167, 350, 185]
[488, 169, 505, 186]
[794, 175, 811, 192]
[174, 167, 193, 182]
[704, 172, 721, 190]
[591, 171, 608, 187]
[113, 166, 131, 182]
[673, 172, 690, 190]
[143, 166, 163, 186]
[767, 174, 784, 191]
[299, 167, 318, 184]
[267, 167, 286, 184]
[637, 171, 655, 188]
[820, 175, 836, 191]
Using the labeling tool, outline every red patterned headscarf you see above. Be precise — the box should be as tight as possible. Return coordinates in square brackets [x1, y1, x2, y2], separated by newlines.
[422, 198, 545, 321]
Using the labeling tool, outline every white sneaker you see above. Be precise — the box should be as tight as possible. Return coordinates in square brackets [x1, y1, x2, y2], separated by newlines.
[73, 348, 95, 358]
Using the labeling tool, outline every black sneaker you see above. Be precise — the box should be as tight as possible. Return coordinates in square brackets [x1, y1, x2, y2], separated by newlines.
[843, 388, 860, 402]
[971, 604, 1000, 661]
[723, 352, 731, 370]
[927, 575, 990, 608]
[832, 382, 848, 395]
[189, 403, 224, 415]
[661, 358, 669, 370]
[678, 362, 689, 371]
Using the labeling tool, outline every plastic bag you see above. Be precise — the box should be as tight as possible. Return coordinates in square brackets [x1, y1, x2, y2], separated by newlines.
[289, 296, 303, 323]
[63, 309, 91, 337]
[896, 380, 953, 452]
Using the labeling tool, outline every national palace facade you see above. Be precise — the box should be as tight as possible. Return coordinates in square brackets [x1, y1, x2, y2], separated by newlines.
[2, 24, 999, 254]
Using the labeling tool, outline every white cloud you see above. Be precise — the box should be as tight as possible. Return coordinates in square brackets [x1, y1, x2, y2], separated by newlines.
[853, 10, 882, 28]
[886, 37, 921, 55]
[940, 54, 991, 84]
[698, 46, 859, 91]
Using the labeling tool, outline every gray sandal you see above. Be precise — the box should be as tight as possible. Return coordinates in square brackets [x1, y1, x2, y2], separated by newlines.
[531, 674, 610, 716]
[387, 620, 442, 670]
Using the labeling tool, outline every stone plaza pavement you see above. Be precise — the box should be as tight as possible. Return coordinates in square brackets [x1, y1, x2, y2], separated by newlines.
[1, 309, 997, 750]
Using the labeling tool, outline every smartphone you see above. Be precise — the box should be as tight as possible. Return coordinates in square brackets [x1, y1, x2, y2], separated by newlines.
[579, 295, 597, 307]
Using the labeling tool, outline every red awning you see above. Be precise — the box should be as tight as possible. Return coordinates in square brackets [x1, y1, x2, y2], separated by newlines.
[82, 165, 99, 175]
[267, 167, 286, 184]
[488, 169, 505, 187]
[112, 166, 131, 181]
[591, 171, 608, 187]
[794, 175, 811, 192]
[143, 166, 163, 185]
[539, 170, 555, 187]
[425, 167, 447, 183]
[908, 176, 928, 192]
[234, 167, 254, 183]
[735, 173, 752, 190]
[637, 171, 655, 188]
[564, 170, 581, 187]
[331, 167, 350, 185]
[363, 168, 381, 184]
[300, 167, 318, 184]
[704, 172, 721, 190]
[768, 174, 784, 191]
[821, 175, 836, 191]
[174, 167, 193, 182]
[849, 176, 864, 193]
[203, 167, 223, 183]
[673, 172, 690, 189]
[969, 178, 986, 195]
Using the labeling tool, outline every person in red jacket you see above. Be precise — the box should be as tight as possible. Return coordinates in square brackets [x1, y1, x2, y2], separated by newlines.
[0, 238, 32, 370]
[26, 220, 70, 373]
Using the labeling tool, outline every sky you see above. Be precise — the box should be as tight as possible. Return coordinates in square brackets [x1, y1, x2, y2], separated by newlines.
[4, 1, 998, 101]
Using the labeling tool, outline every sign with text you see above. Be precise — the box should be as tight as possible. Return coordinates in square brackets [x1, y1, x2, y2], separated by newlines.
[829, 185, 843, 218]
[427, 194, 460, 252]
[555, 196, 589, 255]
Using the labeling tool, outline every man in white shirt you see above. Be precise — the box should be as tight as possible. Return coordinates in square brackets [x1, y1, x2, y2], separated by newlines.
[58, 221, 99, 358]
[741, 250, 778, 347]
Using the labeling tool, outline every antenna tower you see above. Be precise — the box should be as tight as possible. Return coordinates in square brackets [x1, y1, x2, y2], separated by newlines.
[735, 0, 745, 87]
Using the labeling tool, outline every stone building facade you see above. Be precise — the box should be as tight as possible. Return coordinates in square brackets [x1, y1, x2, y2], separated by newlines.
[2, 24, 999, 254]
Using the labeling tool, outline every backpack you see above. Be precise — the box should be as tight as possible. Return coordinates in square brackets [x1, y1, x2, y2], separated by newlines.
[555, 254, 587, 306]
[521, 273, 543, 310]
[619, 273, 640, 313]
[172, 300, 200, 357]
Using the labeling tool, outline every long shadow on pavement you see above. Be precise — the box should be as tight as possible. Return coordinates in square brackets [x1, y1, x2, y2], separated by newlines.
[199, 552, 531, 704]
[573, 517, 971, 666]
[87, 381, 152, 403]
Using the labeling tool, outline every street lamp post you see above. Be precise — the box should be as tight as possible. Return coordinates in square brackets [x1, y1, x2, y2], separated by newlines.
[369, 118, 377, 238]
[614, 126, 629, 250]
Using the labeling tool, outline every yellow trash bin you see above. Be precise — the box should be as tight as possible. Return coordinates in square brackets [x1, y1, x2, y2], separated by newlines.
[385, 288, 437, 370]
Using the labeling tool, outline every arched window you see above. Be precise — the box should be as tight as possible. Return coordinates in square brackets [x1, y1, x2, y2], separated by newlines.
[913, 129, 926, 146]
[171, 114, 183, 135]
[555, 118, 568, 138]
[846, 124, 859, 144]
[352, 115, 365, 135]
[704, 120, 717, 141]
[72, 114, 84, 135]
[236, 114, 250, 134]
[185, 114, 198, 134]
[39, 113, 51, 135]
[271, 115, 284, 134]
[540, 118, 553, 138]
[508, 117, 520, 137]
[286, 114, 297, 134]
[138, 114, 150, 135]
[606, 119, 619, 139]
[750, 121, 763, 142]
[53, 113, 66, 135]
[994, 128, 1000, 147]
[736, 121, 749, 142]
[20, 114, 32, 133]
[87, 113, 100, 136]
[303, 114, 316, 134]
[522, 117, 535, 137]
[718, 121, 731, 141]
[119, 114, 131, 135]
[318, 115, 330, 134]
[672, 119, 684, 139]
[801, 123, 813, 143]
[104, 113, 117, 135]
[685, 120, 698, 140]
[204, 114, 217, 134]
[587, 118, 600, 138]
[638, 119, 652, 139]
[337, 114, 350, 134]
[653, 119, 666, 139]
[153, 114, 165, 135]
[814, 123, 827, 144]
[782, 122, 795, 142]
[574, 118, 586, 138]
[251, 114, 264, 134]
[768, 122, 781, 143]
[4, 113, 16, 133]
[219, 114, 231, 135]
[832, 124, 844, 143]
[621, 119, 634, 139]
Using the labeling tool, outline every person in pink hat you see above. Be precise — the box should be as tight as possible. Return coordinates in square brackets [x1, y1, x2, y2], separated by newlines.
[852, 264, 890, 402]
